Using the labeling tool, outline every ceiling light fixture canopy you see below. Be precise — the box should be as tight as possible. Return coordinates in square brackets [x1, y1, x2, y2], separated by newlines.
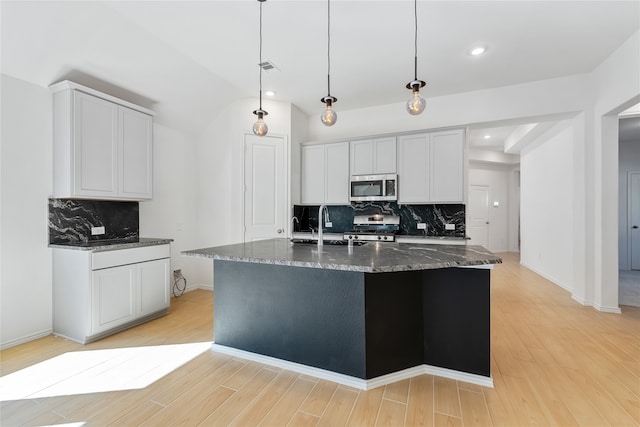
[406, 0, 426, 116]
[252, 0, 268, 137]
[320, 0, 337, 126]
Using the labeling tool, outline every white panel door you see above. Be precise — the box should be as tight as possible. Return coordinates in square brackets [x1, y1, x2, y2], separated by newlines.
[91, 265, 136, 334]
[631, 172, 640, 270]
[138, 258, 170, 316]
[73, 91, 118, 197]
[468, 185, 489, 247]
[245, 134, 286, 242]
[119, 106, 153, 199]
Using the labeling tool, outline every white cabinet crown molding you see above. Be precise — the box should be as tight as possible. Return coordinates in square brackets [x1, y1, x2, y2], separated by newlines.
[49, 80, 155, 116]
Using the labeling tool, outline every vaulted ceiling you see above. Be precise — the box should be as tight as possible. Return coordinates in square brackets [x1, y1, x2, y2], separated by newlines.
[2, 1, 638, 147]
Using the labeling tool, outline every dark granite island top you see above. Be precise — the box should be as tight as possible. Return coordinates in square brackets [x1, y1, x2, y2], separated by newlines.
[183, 238, 500, 390]
[181, 238, 501, 272]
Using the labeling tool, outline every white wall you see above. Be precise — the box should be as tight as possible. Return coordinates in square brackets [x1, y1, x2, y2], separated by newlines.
[468, 163, 513, 253]
[307, 74, 588, 142]
[194, 97, 293, 287]
[520, 120, 575, 292]
[589, 30, 640, 311]
[0, 74, 209, 348]
[1, 74, 53, 348]
[619, 138, 640, 270]
[138, 124, 203, 291]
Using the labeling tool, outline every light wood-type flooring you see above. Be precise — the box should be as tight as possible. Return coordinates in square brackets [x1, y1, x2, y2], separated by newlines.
[1, 252, 639, 426]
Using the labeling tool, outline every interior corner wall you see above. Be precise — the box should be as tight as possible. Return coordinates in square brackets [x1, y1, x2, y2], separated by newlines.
[0, 74, 53, 348]
[195, 97, 293, 287]
[619, 138, 640, 270]
[520, 121, 575, 292]
[138, 124, 203, 290]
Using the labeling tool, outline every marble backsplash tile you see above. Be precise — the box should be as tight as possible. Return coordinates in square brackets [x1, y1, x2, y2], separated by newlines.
[49, 199, 139, 244]
[293, 202, 465, 237]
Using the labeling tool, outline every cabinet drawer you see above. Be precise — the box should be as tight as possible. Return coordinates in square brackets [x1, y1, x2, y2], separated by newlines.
[92, 244, 170, 270]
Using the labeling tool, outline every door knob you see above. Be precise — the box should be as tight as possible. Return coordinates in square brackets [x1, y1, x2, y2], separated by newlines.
[486, 221, 490, 225]
[277, 228, 284, 233]
[633, 225, 639, 229]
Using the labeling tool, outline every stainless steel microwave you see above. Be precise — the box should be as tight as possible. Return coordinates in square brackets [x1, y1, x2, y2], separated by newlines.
[350, 174, 397, 202]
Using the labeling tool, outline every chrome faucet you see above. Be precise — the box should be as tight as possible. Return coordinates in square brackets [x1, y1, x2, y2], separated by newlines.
[318, 204, 329, 246]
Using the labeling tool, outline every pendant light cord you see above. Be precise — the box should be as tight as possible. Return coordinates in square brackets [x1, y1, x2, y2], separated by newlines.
[259, 0, 264, 110]
[327, 0, 331, 96]
[413, 0, 418, 81]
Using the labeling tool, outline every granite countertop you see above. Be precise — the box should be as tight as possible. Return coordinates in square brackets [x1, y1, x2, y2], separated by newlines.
[182, 238, 501, 273]
[49, 237, 173, 252]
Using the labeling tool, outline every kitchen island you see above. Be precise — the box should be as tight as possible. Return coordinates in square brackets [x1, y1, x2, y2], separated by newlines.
[183, 238, 501, 389]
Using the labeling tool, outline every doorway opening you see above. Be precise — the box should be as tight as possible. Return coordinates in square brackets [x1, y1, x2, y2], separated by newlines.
[618, 106, 640, 307]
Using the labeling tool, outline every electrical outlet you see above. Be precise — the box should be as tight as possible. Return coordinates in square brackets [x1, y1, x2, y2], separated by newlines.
[445, 224, 456, 231]
[325, 221, 333, 228]
[417, 223, 427, 230]
[91, 226, 105, 235]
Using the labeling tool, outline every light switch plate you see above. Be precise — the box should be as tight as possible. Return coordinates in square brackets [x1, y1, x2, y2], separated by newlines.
[91, 226, 105, 235]
[445, 224, 456, 230]
[417, 223, 427, 230]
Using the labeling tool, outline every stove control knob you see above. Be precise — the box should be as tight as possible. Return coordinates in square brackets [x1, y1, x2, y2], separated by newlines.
[377, 235, 382, 240]
[383, 236, 388, 240]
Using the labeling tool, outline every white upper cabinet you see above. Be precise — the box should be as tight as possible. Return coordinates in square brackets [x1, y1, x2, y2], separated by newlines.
[51, 81, 154, 200]
[119, 106, 153, 199]
[350, 137, 396, 175]
[325, 142, 350, 204]
[301, 142, 349, 205]
[429, 130, 464, 202]
[398, 129, 464, 204]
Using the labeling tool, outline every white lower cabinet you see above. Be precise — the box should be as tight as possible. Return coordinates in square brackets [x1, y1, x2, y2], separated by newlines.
[53, 244, 171, 344]
[91, 264, 137, 334]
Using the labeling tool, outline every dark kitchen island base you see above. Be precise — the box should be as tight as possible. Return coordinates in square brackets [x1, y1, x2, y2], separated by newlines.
[212, 260, 492, 389]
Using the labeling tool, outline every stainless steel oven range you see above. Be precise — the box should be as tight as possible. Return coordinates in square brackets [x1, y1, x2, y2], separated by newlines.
[343, 214, 400, 242]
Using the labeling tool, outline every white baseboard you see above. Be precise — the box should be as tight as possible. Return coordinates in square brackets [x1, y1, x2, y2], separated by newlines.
[0, 329, 52, 350]
[211, 343, 493, 390]
[593, 304, 622, 314]
[520, 261, 572, 292]
[571, 294, 593, 306]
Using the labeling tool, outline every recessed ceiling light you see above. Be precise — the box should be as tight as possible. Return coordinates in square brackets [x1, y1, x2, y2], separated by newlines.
[483, 135, 491, 139]
[265, 90, 276, 97]
[470, 46, 487, 56]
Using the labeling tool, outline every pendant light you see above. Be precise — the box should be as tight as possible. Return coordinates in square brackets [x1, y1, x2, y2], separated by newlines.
[320, 0, 337, 126]
[405, 0, 426, 116]
[252, 0, 268, 136]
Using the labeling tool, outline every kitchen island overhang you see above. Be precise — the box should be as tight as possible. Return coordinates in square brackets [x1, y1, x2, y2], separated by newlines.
[183, 238, 502, 390]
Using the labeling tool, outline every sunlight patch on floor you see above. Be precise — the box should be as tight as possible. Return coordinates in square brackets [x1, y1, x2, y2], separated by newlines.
[0, 342, 212, 401]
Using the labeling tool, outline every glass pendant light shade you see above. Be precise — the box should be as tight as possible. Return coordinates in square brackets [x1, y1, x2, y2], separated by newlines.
[406, 82, 426, 115]
[321, 96, 337, 126]
[252, 109, 269, 136]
